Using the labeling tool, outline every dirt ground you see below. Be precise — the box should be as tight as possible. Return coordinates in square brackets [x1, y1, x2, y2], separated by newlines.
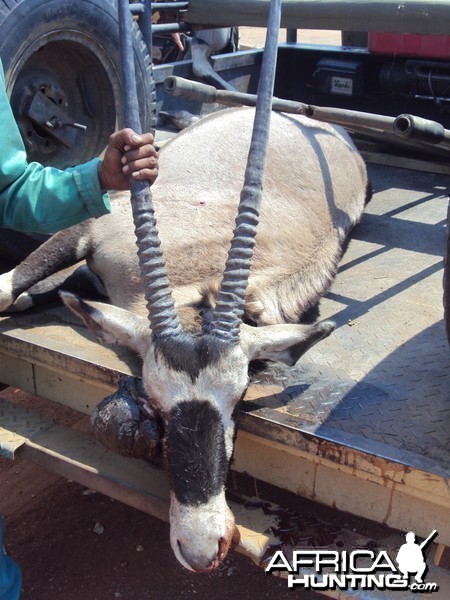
[1, 463, 317, 600]
[0, 28, 339, 600]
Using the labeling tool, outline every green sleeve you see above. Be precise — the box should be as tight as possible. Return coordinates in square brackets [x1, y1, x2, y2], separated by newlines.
[0, 60, 111, 234]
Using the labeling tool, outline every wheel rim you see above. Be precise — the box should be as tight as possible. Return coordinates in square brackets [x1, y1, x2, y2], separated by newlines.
[8, 31, 120, 168]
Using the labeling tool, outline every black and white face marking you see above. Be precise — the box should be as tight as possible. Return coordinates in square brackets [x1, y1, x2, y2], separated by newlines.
[59, 297, 337, 571]
[166, 400, 229, 505]
[139, 337, 249, 572]
[154, 334, 226, 383]
[141, 335, 250, 420]
[165, 402, 237, 572]
[165, 400, 235, 572]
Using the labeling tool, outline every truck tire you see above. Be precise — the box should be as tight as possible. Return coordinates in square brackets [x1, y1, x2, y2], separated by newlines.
[444, 199, 450, 345]
[0, 0, 155, 168]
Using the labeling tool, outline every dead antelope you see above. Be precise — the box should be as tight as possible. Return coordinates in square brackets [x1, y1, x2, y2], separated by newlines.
[0, 106, 370, 571]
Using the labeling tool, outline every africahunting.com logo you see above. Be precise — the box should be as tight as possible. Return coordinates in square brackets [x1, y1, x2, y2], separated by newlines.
[265, 529, 439, 593]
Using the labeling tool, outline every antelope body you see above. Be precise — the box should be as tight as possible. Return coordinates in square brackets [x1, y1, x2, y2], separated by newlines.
[0, 107, 369, 572]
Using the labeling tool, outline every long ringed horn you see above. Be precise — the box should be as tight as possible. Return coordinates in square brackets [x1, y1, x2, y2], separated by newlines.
[211, 0, 283, 343]
[118, 0, 182, 339]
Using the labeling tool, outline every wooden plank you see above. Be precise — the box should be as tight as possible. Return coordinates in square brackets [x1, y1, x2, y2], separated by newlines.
[0, 351, 113, 416]
[33, 363, 114, 415]
[185, 0, 450, 35]
[0, 352, 35, 395]
[238, 408, 450, 494]
[20, 425, 171, 523]
[0, 397, 169, 519]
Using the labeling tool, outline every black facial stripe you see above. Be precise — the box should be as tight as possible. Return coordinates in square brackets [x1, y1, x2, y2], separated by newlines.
[166, 400, 229, 506]
[155, 334, 225, 382]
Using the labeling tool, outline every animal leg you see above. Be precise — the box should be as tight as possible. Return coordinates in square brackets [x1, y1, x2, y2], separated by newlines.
[0, 222, 92, 312]
[9, 264, 106, 312]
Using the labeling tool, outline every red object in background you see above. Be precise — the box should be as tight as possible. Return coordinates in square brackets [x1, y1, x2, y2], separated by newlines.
[368, 32, 450, 59]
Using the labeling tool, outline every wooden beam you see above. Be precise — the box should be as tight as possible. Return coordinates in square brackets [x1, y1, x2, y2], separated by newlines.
[21, 426, 171, 522]
[185, 0, 450, 36]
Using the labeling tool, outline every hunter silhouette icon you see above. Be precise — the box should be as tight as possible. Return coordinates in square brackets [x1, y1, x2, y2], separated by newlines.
[396, 530, 437, 583]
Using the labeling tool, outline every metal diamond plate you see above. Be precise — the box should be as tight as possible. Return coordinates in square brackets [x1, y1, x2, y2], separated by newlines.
[245, 165, 450, 474]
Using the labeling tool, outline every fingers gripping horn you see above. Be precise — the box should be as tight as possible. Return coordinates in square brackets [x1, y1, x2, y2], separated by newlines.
[118, 0, 182, 339]
[211, 0, 283, 343]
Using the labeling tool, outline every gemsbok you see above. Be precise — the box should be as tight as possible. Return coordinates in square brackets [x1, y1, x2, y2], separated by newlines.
[0, 105, 370, 571]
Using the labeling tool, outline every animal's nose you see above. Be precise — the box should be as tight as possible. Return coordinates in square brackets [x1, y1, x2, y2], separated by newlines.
[177, 540, 221, 573]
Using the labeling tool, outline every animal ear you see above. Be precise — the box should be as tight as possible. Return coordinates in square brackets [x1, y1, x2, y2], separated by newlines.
[240, 321, 335, 366]
[59, 291, 152, 357]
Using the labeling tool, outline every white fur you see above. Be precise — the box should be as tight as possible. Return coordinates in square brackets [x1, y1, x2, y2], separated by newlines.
[0, 271, 15, 311]
[141, 344, 248, 419]
[170, 489, 233, 572]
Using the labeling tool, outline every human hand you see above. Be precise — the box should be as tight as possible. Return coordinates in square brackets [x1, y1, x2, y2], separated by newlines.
[98, 128, 159, 191]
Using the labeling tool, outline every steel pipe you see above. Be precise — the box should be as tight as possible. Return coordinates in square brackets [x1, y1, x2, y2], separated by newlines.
[184, 0, 450, 36]
[164, 75, 450, 150]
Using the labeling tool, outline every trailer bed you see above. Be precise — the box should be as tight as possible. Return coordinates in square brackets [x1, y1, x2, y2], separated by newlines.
[0, 163, 449, 574]
[236, 163, 450, 543]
